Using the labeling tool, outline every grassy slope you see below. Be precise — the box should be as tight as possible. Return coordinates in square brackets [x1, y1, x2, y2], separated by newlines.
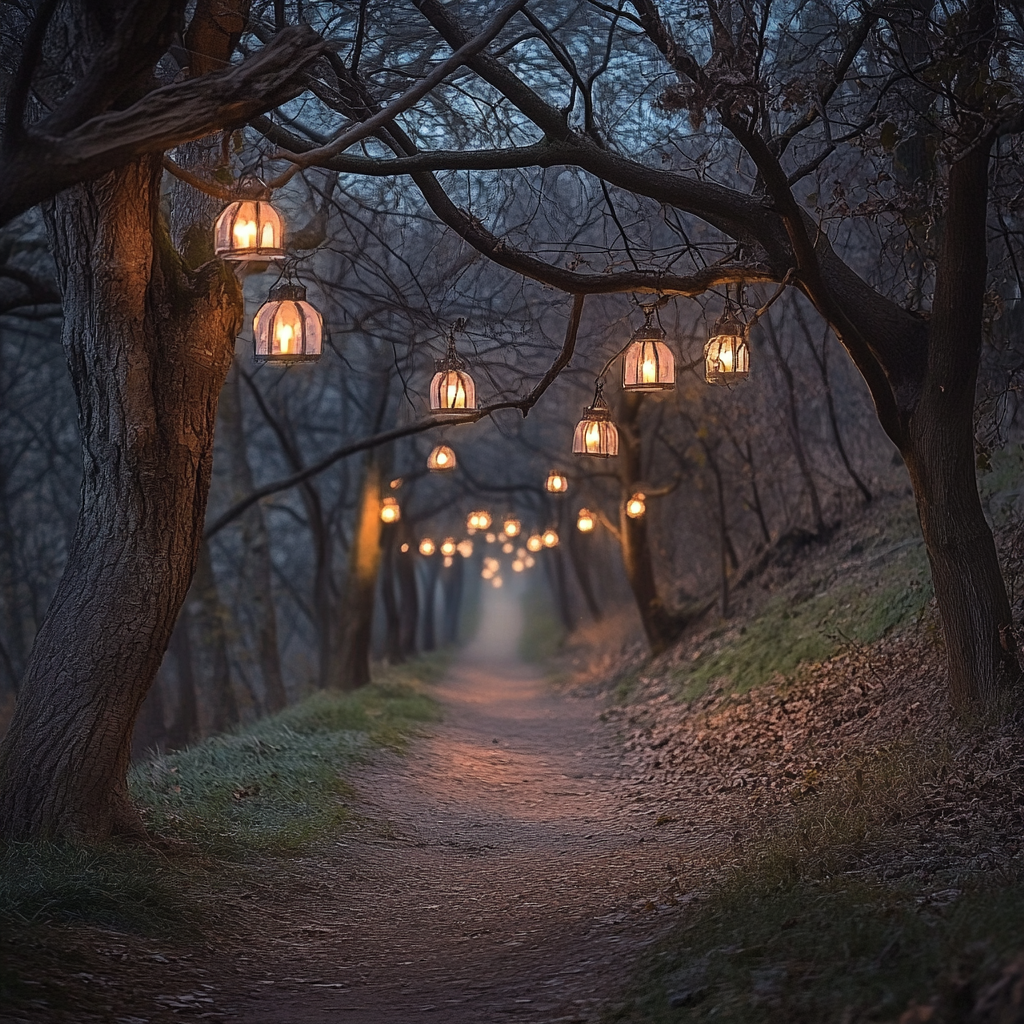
[606, 467, 1024, 1022]
[0, 657, 443, 941]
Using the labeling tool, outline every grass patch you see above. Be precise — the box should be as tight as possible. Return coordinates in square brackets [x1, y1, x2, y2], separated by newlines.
[675, 532, 931, 701]
[610, 740, 1024, 1023]
[0, 657, 443, 937]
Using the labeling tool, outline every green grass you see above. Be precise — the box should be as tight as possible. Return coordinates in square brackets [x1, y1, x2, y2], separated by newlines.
[0, 658, 443, 937]
[674, 530, 932, 701]
[609, 739, 1024, 1023]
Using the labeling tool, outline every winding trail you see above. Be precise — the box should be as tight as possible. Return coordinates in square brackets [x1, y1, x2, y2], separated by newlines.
[230, 586, 695, 1023]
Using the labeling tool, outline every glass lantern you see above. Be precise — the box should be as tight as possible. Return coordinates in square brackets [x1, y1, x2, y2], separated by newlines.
[253, 283, 322, 363]
[215, 198, 285, 261]
[380, 496, 400, 524]
[572, 384, 618, 458]
[625, 492, 646, 518]
[542, 529, 559, 548]
[705, 310, 750, 384]
[502, 517, 521, 538]
[545, 471, 569, 494]
[457, 539, 473, 558]
[576, 508, 595, 532]
[429, 330, 477, 417]
[427, 444, 456, 471]
[622, 319, 675, 392]
[419, 538, 436, 556]
[526, 534, 543, 553]
[467, 510, 491, 531]
[440, 537, 457, 556]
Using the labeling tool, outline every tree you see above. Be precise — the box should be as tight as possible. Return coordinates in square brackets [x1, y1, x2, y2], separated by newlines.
[0, 0, 324, 839]
[266, 0, 1024, 709]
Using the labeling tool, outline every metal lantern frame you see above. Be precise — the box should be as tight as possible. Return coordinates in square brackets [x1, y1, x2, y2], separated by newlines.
[427, 443, 457, 472]
[545, 471, 569, 494]
[380, 496, 401, 524]
[622, 311, 675, 392]
[253, 279, 323, 364]
[572, 381, 619, 458]
[214, 183, 286, 261]
[704, 308, 750, 385]
[429, 325, 478, 417]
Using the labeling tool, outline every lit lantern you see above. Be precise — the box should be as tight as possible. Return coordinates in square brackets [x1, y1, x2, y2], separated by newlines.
[440, 537, 456, 557]
[622, 317, 675, 391]
[546, 471, 569, 494]
[467, 510, 492, 532]
[704, 309, 750, 384]
[526, 534, 543, 552]
[457, 539, 473, 558]
[503, 517, 521, 538]
[253, 283, 322, 363]
[524, 555, 535, 568]
[427, 444, 456, 471]
[400, 543, 410, 553]
[512, 559, 524, 572]
[380, 496, 401, 524]
[542, 529, 559, 548]
[492, 576, 503, 588]
[390, 477, 403, 490]
[485, 532, 496, 543]
[502, 542, 514, 554]
[214, 197, 285, 261]
[443, 555, 454, 567]
[577, 509, 595, 532]
[572, 384, 618, 458]
[626, 492, 646, 518]
[430, 329, 477, 417]
[419, 538, 436, 556]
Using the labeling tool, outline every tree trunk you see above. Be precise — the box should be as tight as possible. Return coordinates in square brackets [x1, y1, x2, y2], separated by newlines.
[441, 553, 464, 645]
[420, 555, 441, 651]
[901, 143, 1019, 709]
[396, 519, 419, 658]
[380, 529, 404, 663]
[0, 157, 238, 839]
[331, 456, 383, 690]
[617, 392, 680, 653]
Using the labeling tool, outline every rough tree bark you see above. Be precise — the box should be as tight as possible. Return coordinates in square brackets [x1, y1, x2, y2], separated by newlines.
[0, 156, 239, 838]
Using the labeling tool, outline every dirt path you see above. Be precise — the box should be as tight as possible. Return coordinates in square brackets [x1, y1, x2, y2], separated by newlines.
[224, 601, 698, 1022]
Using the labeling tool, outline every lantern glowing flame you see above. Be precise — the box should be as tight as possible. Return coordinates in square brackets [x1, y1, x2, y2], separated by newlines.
[430, 331, 477, 416]
[626, 493, 646, 518]
[545, 471, 568, 494]
[576, 509, 595, 532]
[526, 534, 543, 552]
[214, 198, 285, 261]
[253, 284, 322, 363]
[572, 390, 618, 458]
[427, 444, 456, 471]
[467, 510, 492, 531]
[440, 537, 456, 557]
[542, 529, 559, 548]
[704, 311, 750, 385]
[502, 541, 514, 554]
[419, 538, 436, 556]
[502, 517, 521, 538]
[380, 496, 401, 524]
[512, 559, 524, 572]
[622, 322, 675, 392]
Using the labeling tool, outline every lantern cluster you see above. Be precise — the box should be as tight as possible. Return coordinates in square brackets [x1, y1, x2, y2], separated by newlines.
[467, 510, 492, 531]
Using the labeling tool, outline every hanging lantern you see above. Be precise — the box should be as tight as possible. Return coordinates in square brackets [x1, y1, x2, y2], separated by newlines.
[492, 576, 504, 589]
[457, 539, 473, 558]
[443, 555, 454, 568]
[545, 471, 569, 494]
[526, 534, 543, 553]
[502, 516, 521, 538]
[576, 508, 595, 532]
[467, 510, 492, 532]
[502, 541, 514, 554]
[419, 538, 436, 556]
[440, 537, 456, 557]
[704, 309, 750, 385]
[572, 382, 618, 458]
[430, 327, 477, 417]
[485, 532, 496, 543]
[390, 477, 403, 490]
[253, 283, 323, 363]
[400, 542, 410, 553]
[380, 496, 401, 524]
[625, 492, 646, 518]
[542, 529, 559, 548]
[214, 195, 285, 261]
[622, 314, 675, 392]
[524, 555, 535, 568]
[512, 559, 525, 572]
[427, 444, 456, 472]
